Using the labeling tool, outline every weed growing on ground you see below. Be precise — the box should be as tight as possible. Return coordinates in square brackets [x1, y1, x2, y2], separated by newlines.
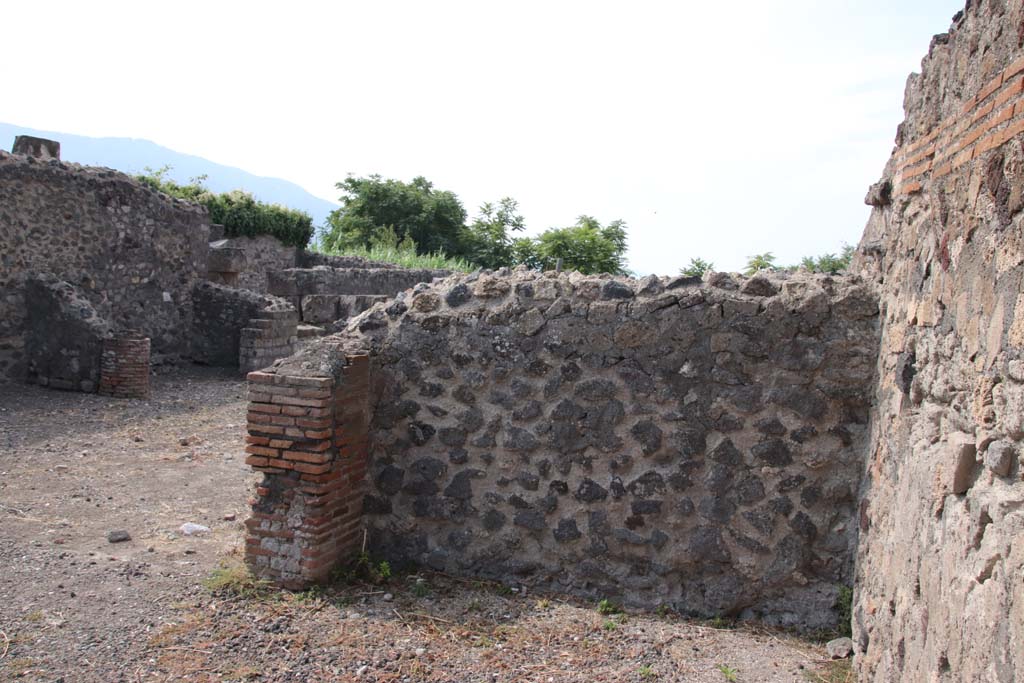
[602, 619, 618, 631]
[411, 578, 430, 598]
[707, 616, 736, 629]
[639, 664, 657, 678]
[718, 664, 740, 681]
[203, 562, 273, 599]
[835, 585, 853, 638]
[806, 659, 854, 683]
[296, 585, 325, 604]
[597, 599, 622, 615]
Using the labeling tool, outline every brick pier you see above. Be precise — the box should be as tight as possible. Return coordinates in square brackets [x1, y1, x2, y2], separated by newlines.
[244, 355, 370, 588]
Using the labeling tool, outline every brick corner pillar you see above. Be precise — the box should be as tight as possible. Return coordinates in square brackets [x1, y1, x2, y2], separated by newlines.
[243, 353, 370, 588]
[98, 333, 151, 399]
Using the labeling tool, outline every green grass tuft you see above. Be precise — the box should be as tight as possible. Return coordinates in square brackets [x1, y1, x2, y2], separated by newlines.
[317, 243, 474, 272]
[203, 562, 273, 599]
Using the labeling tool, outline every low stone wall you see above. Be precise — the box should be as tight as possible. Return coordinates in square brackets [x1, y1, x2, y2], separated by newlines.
[267, 267, 448, 318]
[297, 251, 401, 270]
[24, 274, 111, 392]
[245, 268, 880, 630]
[302, 294, 390, 326]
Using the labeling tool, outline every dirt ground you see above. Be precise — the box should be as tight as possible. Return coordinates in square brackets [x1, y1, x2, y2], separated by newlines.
[0, 367, 849, 683]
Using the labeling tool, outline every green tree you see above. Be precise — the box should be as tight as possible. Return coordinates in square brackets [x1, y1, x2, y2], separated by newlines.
[323, 175, 467, 257]
[680, 257, 714, 278]
[462, 197, 527, 269]
[510, 236, 544, 270]
[530, 216, 629, 275]
[744, 252, 776, 275]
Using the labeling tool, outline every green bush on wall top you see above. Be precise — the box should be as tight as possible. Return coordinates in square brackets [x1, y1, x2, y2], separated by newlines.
[137, 167, 314, 248]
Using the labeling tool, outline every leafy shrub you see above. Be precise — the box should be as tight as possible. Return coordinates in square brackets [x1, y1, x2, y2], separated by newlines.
[137, 166, 314, 248]
[744, 252, 777, 275]
[836, 585, 853, 638]
[800, 244, 854, 274]
[680, 257, 714, 277]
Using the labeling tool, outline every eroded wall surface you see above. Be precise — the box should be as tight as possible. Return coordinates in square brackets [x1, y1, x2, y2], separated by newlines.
[0, 150, 209, 378]
[217, 235, 299, 294]
[329, 268, 879, 629]
[853, 2, 1024, 680]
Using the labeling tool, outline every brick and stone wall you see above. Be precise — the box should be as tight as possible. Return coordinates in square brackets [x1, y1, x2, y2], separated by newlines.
[244, 352, 370, 588]
[852, 2, 1024, 680]
[191, 281, 298, 371]
[245, 268, 879, 630]
[240, 308, 301, 374]
[0, 147, 209, 380]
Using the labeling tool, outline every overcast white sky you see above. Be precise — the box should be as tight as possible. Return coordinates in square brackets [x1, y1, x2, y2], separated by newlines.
[3, 1, 964, 275]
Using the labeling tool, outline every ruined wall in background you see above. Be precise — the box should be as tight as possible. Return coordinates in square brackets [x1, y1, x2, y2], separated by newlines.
[191, 281, 298, 370]
[268, 267, 448, 326]
[24, 273, 111, 392]
[0, 150, 209, 379]
[317, 268, 879, 630]
[853, 1, 1024, 680]
[208, 233, 412, 296]
[217, 235, 299, 294]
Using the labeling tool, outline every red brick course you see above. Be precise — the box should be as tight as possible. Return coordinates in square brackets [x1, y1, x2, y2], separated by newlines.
[98, 334, 150, 399]
[243, 355, 371, 588]
[893, 54, 1024, 196]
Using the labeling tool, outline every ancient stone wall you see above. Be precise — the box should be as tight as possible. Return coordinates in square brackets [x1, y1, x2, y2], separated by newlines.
[239, 308, 301, 374]
[0, 149, 209, 380]
[245, 268, 879, 629]
[207, 234, 411, 295]
[217, 235, 299, 294]
[297, 251, 402, 270]
[191, 281, 298, 370]
[24, 274, 111, 392]
[267, 266, 448, 327]
[853, 1, 1024, 680]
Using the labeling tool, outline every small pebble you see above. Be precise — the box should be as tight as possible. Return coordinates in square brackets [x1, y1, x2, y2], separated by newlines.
[382, 593, 394, 602]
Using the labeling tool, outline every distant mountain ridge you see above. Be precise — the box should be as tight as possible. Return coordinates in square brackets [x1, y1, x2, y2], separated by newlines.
[0, 122, 339, 230]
